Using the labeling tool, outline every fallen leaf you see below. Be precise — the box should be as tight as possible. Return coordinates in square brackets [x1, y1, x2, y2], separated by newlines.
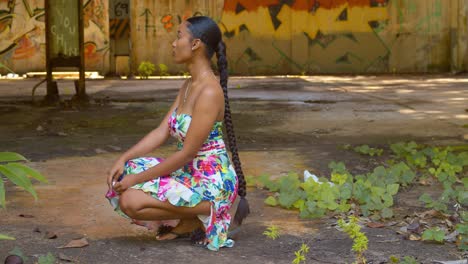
[107, 145, 121, 151]
[444, 230, 459, 243]
[58, 253, 75, 262]
[367, 222, 385, 228]
[418, 209, 449, 219]
[397, 226, 408, 235]
[407, 220, 423, 234]
[385, 221, 399, 227]
[409, 234, 421, 241]
[95, 148, 108, 154]
[18, 214, 34, 218]
[433, 260, 467, 264]
[58, 238, 89, 249]
[44, 231, 57, 239]
[445, 219, 454, 228]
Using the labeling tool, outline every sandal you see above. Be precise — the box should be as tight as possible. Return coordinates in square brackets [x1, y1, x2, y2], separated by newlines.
[155, 224, 189, 240]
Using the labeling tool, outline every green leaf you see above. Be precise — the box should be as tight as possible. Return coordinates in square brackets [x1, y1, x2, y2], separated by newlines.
[292, 199, 305, 210]
[381, 208, 393, 219]
[419, 193, 433, 204]
[0, 152, 27, 163]
[456, 223, 468, 234]
[0, 176, 4, 208]
[264, 196, 278, 206]
[0, 234, 15, 240]
[38, 252, 56, 264]
[7, 163, 47, 183]
[0, 165, 37, 200]
[278, 192, 300, 209]
[422, 228, 445, 242]
[8, 247, 28, 262]
[386, 184, 399, 196]
[462, 177, 468, 188]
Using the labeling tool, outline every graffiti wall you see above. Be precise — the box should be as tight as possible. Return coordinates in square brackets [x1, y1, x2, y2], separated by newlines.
[1, 0, 467, 74]
[219, 0, 459, 74]
[130, 0, 223, 74]
[130, 0, 467, 75]
[0, 0, 109, 74]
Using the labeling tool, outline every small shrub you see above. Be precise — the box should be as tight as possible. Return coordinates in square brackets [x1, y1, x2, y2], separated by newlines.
[158, 63, 169, 76]
[263, 225, 280, 240]
[138, 61, 156, 79]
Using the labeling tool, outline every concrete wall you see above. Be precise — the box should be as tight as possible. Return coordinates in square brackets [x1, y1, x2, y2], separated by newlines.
[0, 0, 109, 74]
[1, 0, 467, 75]
[130, 0, 468, 75]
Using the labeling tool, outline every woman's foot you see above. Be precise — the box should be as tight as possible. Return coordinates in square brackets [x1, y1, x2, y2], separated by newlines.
[156, 218, 202, 241]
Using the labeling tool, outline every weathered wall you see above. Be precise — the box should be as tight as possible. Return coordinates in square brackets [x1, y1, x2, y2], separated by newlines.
[131, 0, 468, 75]
[0, 0, 109, 74]
[130, 0, 224, 75]
[219, 0, 463, 74]
[1, 0, 467, 75]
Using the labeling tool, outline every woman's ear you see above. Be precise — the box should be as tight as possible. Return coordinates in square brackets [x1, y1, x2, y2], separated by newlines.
[191, 39, 202, 51]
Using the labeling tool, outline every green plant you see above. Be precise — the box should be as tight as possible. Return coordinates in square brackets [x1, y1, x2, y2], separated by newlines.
[263, 225, 280, 240]
[0, 234, 15, 240]
[354, 145, 383, 156]
[158, 63, 169, 76]
[400, 256, 418, 264]
[455, 221, 468, 250]
[137, 61, 156, 79]
[421, 227, 445, 243]
[9, 247, 28, 262]
[258, 162, 407, 220]
[389, 255, 418, 264]
[292, 243, 309, 264]
[0, 152, 47, 208]
[0, 152, 47, 240]
[337, 216, 368, 264]
[38, 252, 56, 264]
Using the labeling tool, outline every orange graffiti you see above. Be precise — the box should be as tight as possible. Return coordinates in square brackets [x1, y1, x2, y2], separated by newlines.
[161, 15, 174, 32]
[12, 36, 36, 60]
[84, 42, 100, 66]
[224, 0, 378, 12]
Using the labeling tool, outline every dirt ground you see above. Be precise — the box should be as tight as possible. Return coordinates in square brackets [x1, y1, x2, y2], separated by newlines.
[0, 75, 467, 263]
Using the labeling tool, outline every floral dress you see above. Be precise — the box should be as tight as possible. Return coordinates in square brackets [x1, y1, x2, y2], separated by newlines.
[106, 108, 239, 251]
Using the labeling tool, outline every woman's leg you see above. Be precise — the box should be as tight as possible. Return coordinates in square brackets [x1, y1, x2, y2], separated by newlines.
[119, 189, 211, 220]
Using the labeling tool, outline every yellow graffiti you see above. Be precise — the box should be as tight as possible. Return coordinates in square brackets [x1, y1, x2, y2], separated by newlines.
[220, 3, 388, 39]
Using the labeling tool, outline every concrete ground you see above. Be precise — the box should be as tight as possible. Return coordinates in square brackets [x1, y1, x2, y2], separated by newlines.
[0, 75, 467, 263]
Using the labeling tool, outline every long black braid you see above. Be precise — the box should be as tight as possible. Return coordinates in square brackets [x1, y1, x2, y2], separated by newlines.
[186, 16, 249, 226]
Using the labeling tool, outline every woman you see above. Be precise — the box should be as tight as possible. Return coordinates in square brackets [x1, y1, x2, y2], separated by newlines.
[105, 16, 249, 251]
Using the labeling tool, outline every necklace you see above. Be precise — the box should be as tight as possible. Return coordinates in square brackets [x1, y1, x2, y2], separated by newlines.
[182, 70, 214, 104]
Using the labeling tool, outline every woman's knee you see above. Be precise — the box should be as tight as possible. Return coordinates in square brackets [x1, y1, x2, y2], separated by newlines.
[119, 191, 139, 217]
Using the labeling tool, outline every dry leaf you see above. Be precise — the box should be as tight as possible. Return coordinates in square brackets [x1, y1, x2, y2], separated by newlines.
[407, 220, 422, 234]
[45, 231, 57, 239]
[18, 214, 34, 218]
[58, 253, 75, 262]
[58, 238, 89, 249]
[409, 234, 421, 241]
[419, 209, 449, 219]
[367, 222, 385, 228]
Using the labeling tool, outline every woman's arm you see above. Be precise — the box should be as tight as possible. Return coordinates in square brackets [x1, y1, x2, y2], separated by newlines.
[107, 81, 187, 189]
[122, 83, 223, 186]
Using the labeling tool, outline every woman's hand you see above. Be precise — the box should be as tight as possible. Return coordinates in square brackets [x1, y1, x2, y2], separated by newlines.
[113, 176, 135, 194]
[107, 158, 126, 189]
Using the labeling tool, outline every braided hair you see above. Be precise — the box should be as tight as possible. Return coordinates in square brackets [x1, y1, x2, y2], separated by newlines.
[186, 16, 249, 225]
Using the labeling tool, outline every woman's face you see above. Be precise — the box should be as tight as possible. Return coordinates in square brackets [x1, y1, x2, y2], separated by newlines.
[172, 22, 195, 64]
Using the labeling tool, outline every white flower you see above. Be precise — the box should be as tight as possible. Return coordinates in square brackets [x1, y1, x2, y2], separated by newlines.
[165, 183, 193, 205]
